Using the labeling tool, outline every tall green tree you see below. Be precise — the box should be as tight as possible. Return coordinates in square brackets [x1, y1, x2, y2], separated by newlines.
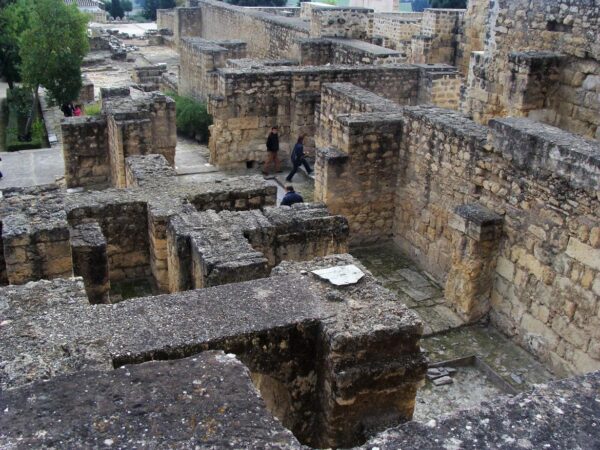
[0, 0, 32, 89]
[142, 0, 175, 21]
[19, 0, 89, 135]
[429, 0, 466, 8]
[110, 0, 124, 17]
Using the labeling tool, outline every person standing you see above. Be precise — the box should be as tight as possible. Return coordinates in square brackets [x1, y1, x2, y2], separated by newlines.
[286, 136, 311, 182]
[73, 105, 82, 117]
[280, 185, 304, 206]
[263, 126, 280, 175]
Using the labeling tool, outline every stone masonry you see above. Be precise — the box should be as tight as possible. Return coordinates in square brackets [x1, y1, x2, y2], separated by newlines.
[0, 254, 426, 448]
[314, 81, 600, 376]
[61, 88, 177, 189]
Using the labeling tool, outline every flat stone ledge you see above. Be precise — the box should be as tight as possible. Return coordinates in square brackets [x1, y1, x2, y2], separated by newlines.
[0, 351, 302, 449]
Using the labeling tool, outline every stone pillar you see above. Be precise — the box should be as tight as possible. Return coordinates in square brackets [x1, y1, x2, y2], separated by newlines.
[444, 204, 503, 322]
[70, 222, 110, 304]
[315, 305, 426, 448]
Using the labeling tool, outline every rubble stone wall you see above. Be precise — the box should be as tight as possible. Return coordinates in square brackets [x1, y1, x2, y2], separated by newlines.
[61, 117, 110, 189]
[411, 9, 464, 66]
[462, 0, 600, 140]
[309, 7, 373, 40]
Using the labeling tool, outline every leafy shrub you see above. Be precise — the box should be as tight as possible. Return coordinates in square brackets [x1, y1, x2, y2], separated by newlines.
[165, 90, 212, 143]
[5, 87, 46, 151]
[85, 102, 102, 116]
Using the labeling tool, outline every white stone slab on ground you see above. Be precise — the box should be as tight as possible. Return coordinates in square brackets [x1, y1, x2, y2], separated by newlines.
[312, 264, 365, 286]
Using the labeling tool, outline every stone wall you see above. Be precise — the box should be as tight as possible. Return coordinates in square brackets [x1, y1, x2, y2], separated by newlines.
[178, 37, 247, 102]
[61, 117, 110, 189]
[167, 204, 349, 291]
[169, 0, 310, 59]
[314, 81, 600, 375]
[208, 64, 420, 168]
[299, 38, 402, 66]
[462, 0, 600, 140]
[0, 186, 73, 285]
[0, 254, 426, 448]
[156, 8, 175, 32]
[61, 90, 176, 189]
[373, 12, 422, 59]
[410, 9, 464, 66]
[456, 0, 488, 76]
[416, 64, 462, 110]
[309, 7, 373, 40]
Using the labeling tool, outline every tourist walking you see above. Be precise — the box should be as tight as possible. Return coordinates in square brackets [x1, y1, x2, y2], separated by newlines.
[73, 105, 82, 116]
[61, 103, 74, 117]
[286, 136, 311, 182]
[263, 126, 280, 175]
[280, 185, 303, 206]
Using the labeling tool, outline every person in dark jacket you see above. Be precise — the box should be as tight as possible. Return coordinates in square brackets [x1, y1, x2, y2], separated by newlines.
[263, 126, 280, 175]
[280, 185, 303, 206]
[286, 135, 312, 182]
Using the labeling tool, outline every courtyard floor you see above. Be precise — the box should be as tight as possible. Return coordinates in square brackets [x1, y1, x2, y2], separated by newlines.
[351, 243, 555, 421]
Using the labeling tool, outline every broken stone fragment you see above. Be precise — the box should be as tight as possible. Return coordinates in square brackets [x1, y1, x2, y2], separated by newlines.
[432, 376, 453, 386]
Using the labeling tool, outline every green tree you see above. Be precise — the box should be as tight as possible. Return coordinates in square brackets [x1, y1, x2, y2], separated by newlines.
[0, 0, 32, 89]
[121, 0, 133, 13]
[110, 0, 124, 17]
[142, 0, 175, 20]
[429, 0, 466, 8]
[19, 0, 89, 135]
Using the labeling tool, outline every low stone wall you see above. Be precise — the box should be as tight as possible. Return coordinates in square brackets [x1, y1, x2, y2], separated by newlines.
[0, 254, 425, 448]
[416, 64, 462, 110]
[61, 117, 110, 189]
[62, 89, 176, 189]
[156, 8, 175, 32]
[170, 0, 310, 59]
[167, 204, 349, 291]
[208, 64, 420, 168]
[299, 38, 402, 66]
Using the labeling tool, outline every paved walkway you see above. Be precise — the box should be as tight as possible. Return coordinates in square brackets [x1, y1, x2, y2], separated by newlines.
[0, 147, 64, 188]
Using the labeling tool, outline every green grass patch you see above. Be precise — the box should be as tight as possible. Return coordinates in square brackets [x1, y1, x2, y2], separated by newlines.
[164, 90, 212, 143]
[84, 102, 102, 116]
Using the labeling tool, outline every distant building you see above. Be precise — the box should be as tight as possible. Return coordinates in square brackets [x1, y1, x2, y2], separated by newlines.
[65, 0, 107, 23]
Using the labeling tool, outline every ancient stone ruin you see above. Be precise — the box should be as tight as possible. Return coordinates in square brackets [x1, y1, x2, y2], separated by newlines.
[1, 0, 599, 448]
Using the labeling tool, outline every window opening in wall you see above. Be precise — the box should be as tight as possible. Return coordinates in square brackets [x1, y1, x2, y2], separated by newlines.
[546, 20, 573, 33]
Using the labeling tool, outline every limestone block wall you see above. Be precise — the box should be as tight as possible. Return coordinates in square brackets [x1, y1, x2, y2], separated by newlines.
[61, 117, 110, 189]
[166, 204, 349, 292]
[373, 12, 422, 59]
[394, 111, 600, 375]
[70, 222, 110, 304]
[0, 186, 73, 285]
[456, 0, 488, 76]
[462, 0, 600, 139]
[68, 201, 151, 283]
[177, 0, 310, 60]
[309, 7, 373, 40]
[62, 91, 176, 189]
[208, 65, 420, 168]
[416, 66, 462, 110]
[179, 37, 247, 102]
[300, 1, 334, 20]
[410, 8, 464, 66]
[314, 80, 600, 374]
[157, 8, 175, 31]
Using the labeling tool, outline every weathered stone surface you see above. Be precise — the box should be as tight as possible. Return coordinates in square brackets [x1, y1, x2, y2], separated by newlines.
[0, 351, 302, 449]
[0, 254, 425, 448]
[363, 371, 600, 450]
